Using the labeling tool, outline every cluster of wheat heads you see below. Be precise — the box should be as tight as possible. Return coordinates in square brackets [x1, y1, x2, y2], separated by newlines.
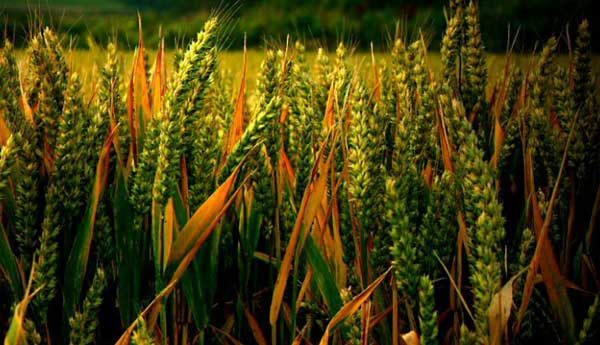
[1, 1, 600, 344]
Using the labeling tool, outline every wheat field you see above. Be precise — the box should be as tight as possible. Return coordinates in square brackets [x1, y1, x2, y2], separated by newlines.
[1, 1, 599, 344]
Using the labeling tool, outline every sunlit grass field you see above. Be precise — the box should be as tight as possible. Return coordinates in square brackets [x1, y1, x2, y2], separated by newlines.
[16, 48, 600, 98]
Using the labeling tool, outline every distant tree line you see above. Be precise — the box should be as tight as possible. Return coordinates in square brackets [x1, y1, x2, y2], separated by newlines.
[1, 0, 597, 51]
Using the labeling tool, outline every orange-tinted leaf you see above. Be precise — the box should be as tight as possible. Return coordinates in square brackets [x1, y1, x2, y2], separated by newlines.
[516, 146, 575, 342]
[127, 57, 138, 164]
[150, 36, 165, 118]
[19, 94, 35, 128]
[330, 200, 346, 286]
[243, 305, 268, 345]
[270, 138, 334, 327]
[491, 116, 506, 170]
[371, 44, 381, 103]
[135, 16, 152, 122]
[292, 325, 309, 345]
[180, 157, 189, 214]
[279, 147, 296, 190]
[162, 198, 175, 273]
[402, 331, 420, 345]
[296, 269, 313, 312]
[0, 115, 9, 145]
[361, 301, 372, 345]
[318, 267, 391, 345]
[422, 161, 433, 188]
[224, 36, 247, 159]
[116, 171, 246, 345]
[168, 167, 240, 265]
[323, 81, 336, 130]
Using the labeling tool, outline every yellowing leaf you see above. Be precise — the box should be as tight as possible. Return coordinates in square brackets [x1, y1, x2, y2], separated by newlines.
[127, 57, 139, 164]
[0, 115, 9, 145]
[168, 167, 240, 265]
[162, 198, 175, 273]
[491, 117, 505, 170]
[318, 267, 391, 345]
[516, 139, 576, 342]
[135, 16, 151, 123]
[371, 44, 381, 102]
[19, 94, 35, 128]
[116, 169, 245, 345]
[323, 81, 336, 130]
[489, 275, 518, 345]
[224, 36, 248, 159]
[243, 304, 268, 345]
[270, 138, 334, 327]
[401, 331, 420, 345]
[150, 37, 166, 119]
[295, 269, 313, 312]
[279, 147, 296, 190]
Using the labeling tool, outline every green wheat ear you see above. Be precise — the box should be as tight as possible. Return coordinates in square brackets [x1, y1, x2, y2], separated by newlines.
[100, 42, 129, 164]
[379, 62, 398, 171]
[132, 17, 219, 218]
[573, 19, 591, 108]
[37, 28, 70, 154]
[255, 49, 278, 113]
[313, 47, 332, 115]
[130, 118, 161, 224]
[387, 168, 426, 311]
[69, 267, 107, 345]
[530, 37, 558, 109]
[441, 4, 463, 92]
[187, 71, 229, 209]
[287, 41, 316, 201]
[418, 275, 438, 345]
[576, 295, 600, 345]
[573, 19, 600, 181]
[250, 147, 276, 241]
[421, 171, 458, 276]
[331, 42, 353, 116]
[155, 17, 219, 207]
[528, 37, 563, 189]
[348, 80, 386, 273]
[456, 118, 505, 340]
[0, 41, 26, 133]
[463, 1, 487, 121]
[391, 39, 416, 163]
[4, 36, 44, 266]
[552, 66, 587, 185]
[461, 1, 491, 143]
[404, 40, 440, 170]
[219, 96, 282, 181]
[0, 135, 18, 194]
[33, 72, 91, 322]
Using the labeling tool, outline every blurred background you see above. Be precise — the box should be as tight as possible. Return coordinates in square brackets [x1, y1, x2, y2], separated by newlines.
[1, 0, 598, 52]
